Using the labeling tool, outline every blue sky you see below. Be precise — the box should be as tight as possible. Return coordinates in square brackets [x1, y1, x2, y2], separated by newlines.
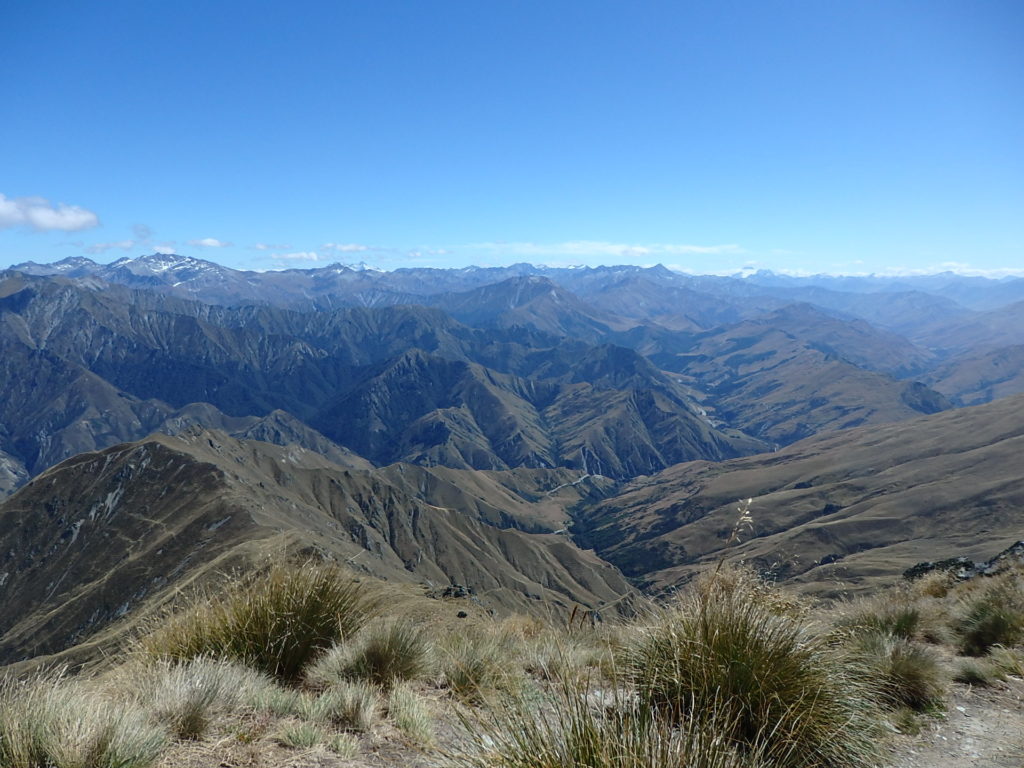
[2, 0, 1021, 275]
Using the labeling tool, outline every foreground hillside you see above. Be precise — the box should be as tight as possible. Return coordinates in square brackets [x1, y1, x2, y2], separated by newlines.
[577, 393, 1024, 595]
[2, 560, 1022, 768]
[0, 429, 631, 666]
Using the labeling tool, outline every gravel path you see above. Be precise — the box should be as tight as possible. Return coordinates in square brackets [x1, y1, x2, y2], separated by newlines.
[889, 678, 1024, 768]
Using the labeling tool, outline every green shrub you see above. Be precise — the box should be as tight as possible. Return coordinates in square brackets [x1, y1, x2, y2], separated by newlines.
[0, 674, 166, 768]
[447, 680, 755, 768]
[625, 577, 880, 768]
[142, 562, 376, 681]
[308, 620, 433, 690]
[852, 635, 946, 711]
[955, 582, 1024, 656]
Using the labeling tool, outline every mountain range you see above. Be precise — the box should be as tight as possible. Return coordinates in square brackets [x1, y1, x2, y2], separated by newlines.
[1, 253, 1022, 666]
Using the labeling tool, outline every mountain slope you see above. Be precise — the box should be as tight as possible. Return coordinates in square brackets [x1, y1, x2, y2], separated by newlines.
[0, 273, 761, 483]
[925, 345, 1024, 406]
[650, 318, 950, 444]
[0, 430, 632, 665]
[575, 394, 1024, 595]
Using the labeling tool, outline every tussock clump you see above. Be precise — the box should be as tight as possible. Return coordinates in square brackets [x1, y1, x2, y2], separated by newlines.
[910, 570, 955, 599]
[308, 620, 434, 690]
[244, 685, 305, 717]
[625, 568, 880, 768]
[126, 657, 275, 739]
[275, 720, 328, 749]
[955, 579, 1024, 656]
[989, 644, 1024, 677]
[0, 673, 167, 768]
[852, 634, 946, 711]
[839, 600, 925, 640]
[326, 732, 360, 757]
[520, 630, 611, 682]
[952, 658, 1004, 687]
[300, 681, 379, 732]
[447, 680, 755, 768]
[835, 590, 950, 644]
[441, 629, 522, 702]
[142, 562, 376, 681]
[387, 683, 435, 745]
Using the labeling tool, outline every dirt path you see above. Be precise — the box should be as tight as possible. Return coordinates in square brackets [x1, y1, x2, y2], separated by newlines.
[889, 678, 1024, 768]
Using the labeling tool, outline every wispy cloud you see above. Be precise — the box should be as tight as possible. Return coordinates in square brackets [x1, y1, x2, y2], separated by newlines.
[276, 251, 320, 261]
[470, 240, 744, 258]
[254, 242, 291, 251]
[322, 242, 370, 253]
[0, 193, 100, 232]
[188, 237, 232, 248]
[85, 240, 135, 254]
[872, 262, 1024, 279]
[153, 244, 177, 254]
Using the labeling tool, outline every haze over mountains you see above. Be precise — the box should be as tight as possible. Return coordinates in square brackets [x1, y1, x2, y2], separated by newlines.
[2, 253, 1023, 664]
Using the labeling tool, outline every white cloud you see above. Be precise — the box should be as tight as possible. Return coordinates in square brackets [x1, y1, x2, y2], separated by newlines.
[873, 262, 1024, 279]
[323, 242, 370, 252]
[154, 244, 177, 255]
[188, 237, 232, 248]
[85, 240, 135, 254]
[471, 240, 743, 258]
[277, 251, 320, 261]
[254, 242, 291, 251]
[0, 193, 99, 232]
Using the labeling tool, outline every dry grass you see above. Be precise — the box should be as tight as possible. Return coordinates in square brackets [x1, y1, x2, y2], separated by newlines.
[307, 619, 434, 690]
[852, 634, 946, 711]
[445, 678, 757, 768]
[14, 559, 1018, 768]
[123, 657, 276, 739]
[301, 680, 380, 732]
[387, 683, 435, 746]
[440, 628, 523, 702]
[0, 672, 167, 768]
[625, 568, 881, 768]
[142, 562, 376, 682]
[954, 577, 1024, 656]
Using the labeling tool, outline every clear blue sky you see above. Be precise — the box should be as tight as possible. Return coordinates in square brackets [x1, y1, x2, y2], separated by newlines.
[2, 0, 1021, 275]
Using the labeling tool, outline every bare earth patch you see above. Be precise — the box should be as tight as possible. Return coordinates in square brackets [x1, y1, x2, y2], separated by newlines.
[889, 677, 1024, 768]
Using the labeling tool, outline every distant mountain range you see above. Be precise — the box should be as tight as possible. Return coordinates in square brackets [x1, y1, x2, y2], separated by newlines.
[2, 254, 1022, 666]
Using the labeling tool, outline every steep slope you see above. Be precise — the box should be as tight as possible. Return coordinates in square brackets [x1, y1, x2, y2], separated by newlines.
[0, 430, 632, 665]
[0, 313, 371, 496]
[749, 304, 936, 378]
[925, 345, 1024, 406]
[315, 347, 762, 477]
[575, 394, 1024, 595]
[426, 276, 635, 342]
[650, 318, 950, 444]
[912, 299, 1024, 355]
[315, 349, 558, 470]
